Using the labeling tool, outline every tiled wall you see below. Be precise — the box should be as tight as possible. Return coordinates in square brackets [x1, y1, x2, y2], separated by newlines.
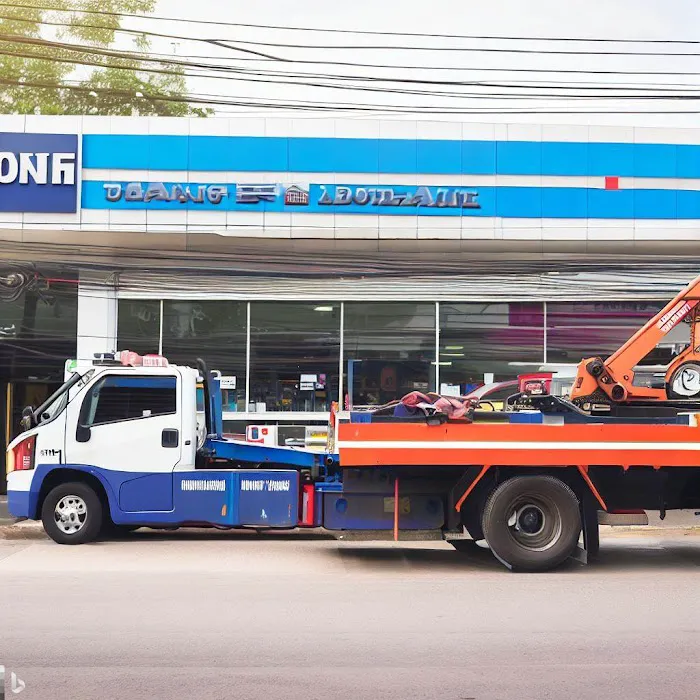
[2, 115, 700, 241]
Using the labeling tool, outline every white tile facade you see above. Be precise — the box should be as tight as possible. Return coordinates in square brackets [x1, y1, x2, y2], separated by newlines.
[3, 115, 700, 243]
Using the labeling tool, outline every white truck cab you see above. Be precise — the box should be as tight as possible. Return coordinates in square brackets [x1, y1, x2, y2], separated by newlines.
[6, 352, 300, 543]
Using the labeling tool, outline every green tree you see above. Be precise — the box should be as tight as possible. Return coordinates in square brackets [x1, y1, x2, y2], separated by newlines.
[0, 0, 209, 116]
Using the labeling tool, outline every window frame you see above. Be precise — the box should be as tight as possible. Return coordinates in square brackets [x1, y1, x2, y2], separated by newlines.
[78, 373, 179, 429]
[115, 296, 673, 413]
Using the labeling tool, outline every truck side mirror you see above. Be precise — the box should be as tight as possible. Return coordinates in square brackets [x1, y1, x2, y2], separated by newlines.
[76, 424, 91, 443]
[21, 405, 35, 430]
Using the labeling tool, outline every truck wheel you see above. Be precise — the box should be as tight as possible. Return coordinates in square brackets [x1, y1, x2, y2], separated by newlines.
[41, 482, 103, 545]
[482, 476, 581, 572]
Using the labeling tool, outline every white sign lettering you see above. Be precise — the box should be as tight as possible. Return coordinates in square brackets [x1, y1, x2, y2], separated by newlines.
[241, 479, 291, 492]
[0, 152, 76, 185]
[657, 301, 693, 334]
[180, 479, 226, 492]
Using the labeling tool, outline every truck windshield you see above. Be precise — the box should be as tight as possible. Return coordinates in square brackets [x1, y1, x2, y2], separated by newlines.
[32, 369, 95, 426]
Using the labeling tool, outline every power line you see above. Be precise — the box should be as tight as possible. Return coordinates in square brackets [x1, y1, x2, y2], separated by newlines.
[222, 37, 700, 58]
[6, 9, 700, 58]
[6, 31, 700, 100]
[10, 13, 700, 80]
[7, 5, 700, 114]
[2, 0, 700, 45]
[0, 11, 282, 60]
[6, 76, 700, 115]
[154, 55, 700, 78]
[123, 46, 700, 78]
[8, 44, 700, 103]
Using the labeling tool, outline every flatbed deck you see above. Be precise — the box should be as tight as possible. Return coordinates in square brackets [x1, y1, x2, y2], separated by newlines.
[337, 419, 700, 469]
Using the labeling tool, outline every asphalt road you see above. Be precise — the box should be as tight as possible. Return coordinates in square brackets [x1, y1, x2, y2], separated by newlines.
[1, 530, 699, 700]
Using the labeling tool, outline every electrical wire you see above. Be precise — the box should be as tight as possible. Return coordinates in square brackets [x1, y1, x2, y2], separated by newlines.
[2, 0, 700, 46]
[110, 47, 700, 79]
[7, 33, 700, 109]
[9, 46, 700, 103]
[219, 37, 700, 58]
[10, 15, 700, 83]
[8, 75, 700, 114]
[5, 4, 700, 114]
[5, 244, 700, 281]
[0, 13, 282, 60]
[8, 30, 700, 96]
[7, 8, 700, 58]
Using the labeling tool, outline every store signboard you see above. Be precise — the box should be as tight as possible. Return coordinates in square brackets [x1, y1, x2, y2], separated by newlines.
[0, 132, 78, 212]
[317, 185, 479, 209]
[104, 182, 228, 204]
[219, 376, 236, 389]
[89, 181, 481, 215]
[300, 374, 317, 391]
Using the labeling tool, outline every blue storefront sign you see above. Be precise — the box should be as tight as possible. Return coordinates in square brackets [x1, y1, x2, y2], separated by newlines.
[84, 180, 482, 215]
[73, 133, 700, 220]
[82, 177, 700, 220]
[0, 133, 79, 213]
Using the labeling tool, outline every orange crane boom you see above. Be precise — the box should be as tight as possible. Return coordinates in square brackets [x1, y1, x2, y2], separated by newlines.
[570, 274, 700, 405]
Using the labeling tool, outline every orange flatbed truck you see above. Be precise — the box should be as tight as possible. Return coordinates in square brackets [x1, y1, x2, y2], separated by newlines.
[335, 274, 700, 572]
[336, 416, 700, 571]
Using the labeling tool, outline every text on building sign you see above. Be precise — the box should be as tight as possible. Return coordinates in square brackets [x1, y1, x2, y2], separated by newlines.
[104, 182, 228, 204]
[0, 152, 76, 185]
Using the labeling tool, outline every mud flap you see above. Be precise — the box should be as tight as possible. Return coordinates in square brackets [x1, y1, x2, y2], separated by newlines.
[569, 498, 600, 565]
[569, 544, 588, 565]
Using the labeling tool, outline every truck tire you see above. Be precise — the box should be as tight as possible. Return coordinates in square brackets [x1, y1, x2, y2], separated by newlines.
[482, 475, 581, 572]
[41, 482, 103, 545]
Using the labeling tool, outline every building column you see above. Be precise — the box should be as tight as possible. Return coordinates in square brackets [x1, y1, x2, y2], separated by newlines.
[77, 271, 117, 362]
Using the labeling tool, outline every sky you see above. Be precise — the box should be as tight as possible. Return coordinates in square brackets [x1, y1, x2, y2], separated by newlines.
[113, 0, 700, 126]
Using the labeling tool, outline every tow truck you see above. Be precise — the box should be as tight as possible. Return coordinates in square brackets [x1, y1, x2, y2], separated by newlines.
[6, 277, 700, 571]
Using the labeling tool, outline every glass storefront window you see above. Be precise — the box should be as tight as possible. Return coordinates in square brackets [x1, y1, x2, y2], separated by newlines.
[115, 296, 693, 414]
[545, 301, 679, 366]
[1, 273, 78, 490]
[117, 300, 160, 356]
[344, 302, 435, 406]
[439, 303, 544, 394]
[249, 302, 340, 412]
[0, 278, 78, 382]
[162, 301, 247, 411]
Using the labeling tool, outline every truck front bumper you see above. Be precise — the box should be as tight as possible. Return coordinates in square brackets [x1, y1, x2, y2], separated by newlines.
[7, 490, 31, 519]
[6, 469, 38, 519]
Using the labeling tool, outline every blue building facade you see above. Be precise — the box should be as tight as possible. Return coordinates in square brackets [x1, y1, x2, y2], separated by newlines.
[1, 115, 700, 464]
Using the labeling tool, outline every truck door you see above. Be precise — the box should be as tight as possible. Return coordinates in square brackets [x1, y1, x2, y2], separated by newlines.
[64, 369, 183, 512]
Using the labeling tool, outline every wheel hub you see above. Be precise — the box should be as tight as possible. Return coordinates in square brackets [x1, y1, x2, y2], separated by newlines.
[506, 496, 562, 552]
[54, 495, 87, 534]
[516, 505, 545, 536]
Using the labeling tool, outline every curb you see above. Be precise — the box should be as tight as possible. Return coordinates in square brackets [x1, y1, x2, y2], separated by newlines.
[0, 521, 47, 540]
